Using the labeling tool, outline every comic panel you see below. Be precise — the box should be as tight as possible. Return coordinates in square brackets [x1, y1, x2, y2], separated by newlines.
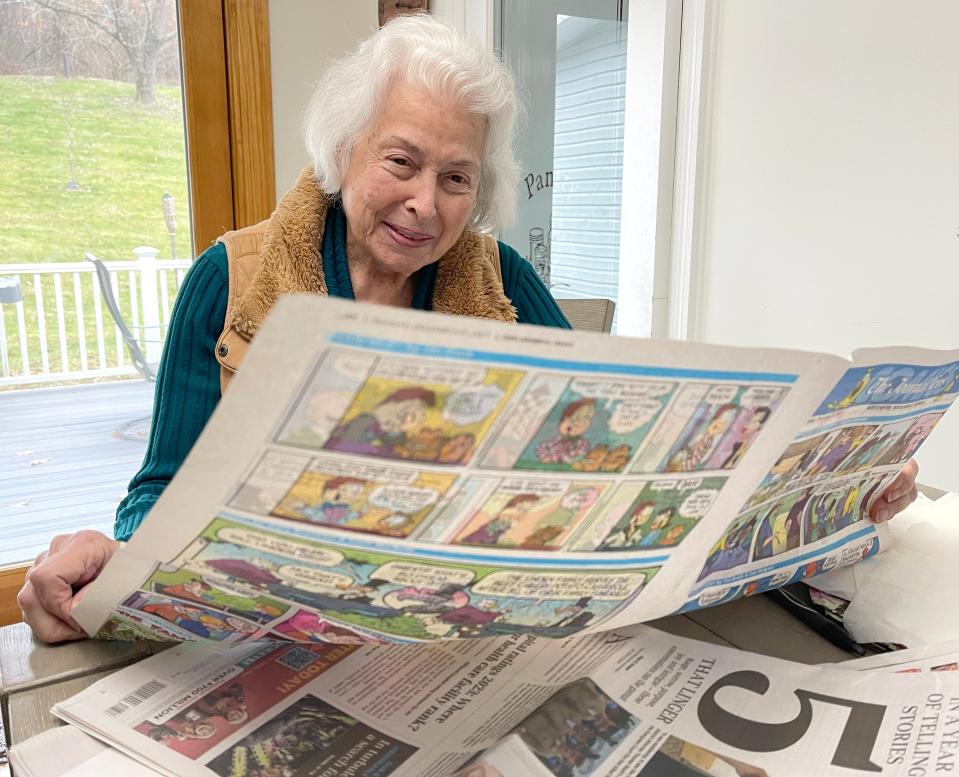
[205, 694, 417, 777]
[450, 478, 608, 551]
[165, 517, 655, 641]
[506, 377, 678, 473]
[120, 591, 264, 643]
[514, 678, 640, 776]
[279, 357, 525, 464]
[572, 476, 726, 552]
[801, 473, 888, 545]
[696, 509, 761, 582]
[228, 450, 311, 517]
[143, 567, 291, 624]
[269, 608, 384, 645]
[632, 383, 786, 474]
[274, 349, 378, 448]
[270, 455, 457, 538]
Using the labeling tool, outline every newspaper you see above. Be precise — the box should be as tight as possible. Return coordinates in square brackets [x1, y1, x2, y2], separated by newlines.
[45, 625, 959, 776]
[69, 295, 959, 645]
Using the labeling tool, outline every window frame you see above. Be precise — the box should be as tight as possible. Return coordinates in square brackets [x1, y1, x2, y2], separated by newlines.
[0, 0, 276, 627]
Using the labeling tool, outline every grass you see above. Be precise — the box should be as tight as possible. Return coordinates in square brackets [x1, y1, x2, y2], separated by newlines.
[0, 75, 193, 385]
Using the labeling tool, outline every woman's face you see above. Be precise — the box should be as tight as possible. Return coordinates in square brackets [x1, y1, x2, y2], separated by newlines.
[340, 82, 486, 280]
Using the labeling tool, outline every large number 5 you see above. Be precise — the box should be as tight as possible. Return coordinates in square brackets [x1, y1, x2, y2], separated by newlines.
[696, 670, 885, 772]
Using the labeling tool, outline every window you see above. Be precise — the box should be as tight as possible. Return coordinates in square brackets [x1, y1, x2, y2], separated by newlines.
[0, 0, 274, 620]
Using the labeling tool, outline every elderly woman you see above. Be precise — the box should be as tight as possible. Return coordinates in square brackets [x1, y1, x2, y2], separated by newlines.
[18, 14, 918, 643]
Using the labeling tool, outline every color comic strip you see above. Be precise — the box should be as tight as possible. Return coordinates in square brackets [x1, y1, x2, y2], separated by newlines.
[687, 361, 959, 603]
[274, 350, 524, 466]
[479, 376, 787, 476]
[119, 516, 656, 643]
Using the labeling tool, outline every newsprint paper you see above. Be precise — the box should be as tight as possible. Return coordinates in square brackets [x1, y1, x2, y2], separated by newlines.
[12, 625, 958, 776]
[71, 296, 959, 645]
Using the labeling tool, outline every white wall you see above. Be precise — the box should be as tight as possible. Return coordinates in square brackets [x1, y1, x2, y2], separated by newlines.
[696, 0, 959, 491]
[268, 1, 377, 197]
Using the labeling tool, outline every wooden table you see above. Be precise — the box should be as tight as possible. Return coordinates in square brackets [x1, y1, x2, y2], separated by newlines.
[0, 593, 853, 765]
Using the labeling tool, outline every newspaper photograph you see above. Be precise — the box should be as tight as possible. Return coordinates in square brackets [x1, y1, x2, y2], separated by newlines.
[67, 296, 959, 644]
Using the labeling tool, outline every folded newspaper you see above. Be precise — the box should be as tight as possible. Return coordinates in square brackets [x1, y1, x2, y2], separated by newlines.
[11, 626, 959, 776]
[71, 295, 959, 645]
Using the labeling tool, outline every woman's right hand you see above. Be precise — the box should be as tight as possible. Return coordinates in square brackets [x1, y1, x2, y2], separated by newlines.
[17, 530, 119, 643]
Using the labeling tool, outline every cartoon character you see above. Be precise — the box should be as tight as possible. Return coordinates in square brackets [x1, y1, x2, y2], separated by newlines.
[298, 476, 366, 525]
[570, 444, 608, 472]
[722, 406, 771, 469]
[327, 386, 435, 454]
[519, 487, 600, 549]
[827, 367, 873, 410]
[600, 444, 632, 472]
[638, 506, 677, 548]
[437, 432, 476, 464]
[551, 596, 595, 629]
[662, 523, 687, 546]
[667, 403, 738, 472]
[598, 501, 657, 550]
[535, 398, 596, 464]
[394, 426, 444, 460]
[701, 519, 756, 577]
[459, 493, 540, 546]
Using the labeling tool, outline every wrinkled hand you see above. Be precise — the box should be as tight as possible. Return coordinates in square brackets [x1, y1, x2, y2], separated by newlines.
[17, 530, 119, 643]
[869, 459, 919, 524]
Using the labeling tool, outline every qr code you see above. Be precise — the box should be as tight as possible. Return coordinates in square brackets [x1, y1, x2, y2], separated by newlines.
[276, 646, 321, 671]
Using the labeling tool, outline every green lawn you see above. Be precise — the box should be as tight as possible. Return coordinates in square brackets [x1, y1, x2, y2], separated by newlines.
[0, 76, 192, 384]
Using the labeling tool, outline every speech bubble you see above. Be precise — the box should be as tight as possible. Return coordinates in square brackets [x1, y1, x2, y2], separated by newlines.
[570, 379, 674, 401]
[680, 488, 719, 518]
[650, 480, 679, 491]
[217, 527, 343, 566]
[367, 485, 439, 514]
[277, 565, 355, 592]
[471, 571, 646, 601]
[372, 561, 475, 588]
[251, 452, 309, 483]
[741, 386, 784, 408]
[608, 397, 664, 434]
[498, 479, 565, 498]
[331, 353, 374, 380]
[443, 383, 505, 426]
[375, 360, 485, 385]
[307, 457, 414, 484]
[705, 385, 740, 405]
[306, 390, 354, 429]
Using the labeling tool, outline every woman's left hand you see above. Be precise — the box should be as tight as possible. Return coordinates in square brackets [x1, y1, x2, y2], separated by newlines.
[869, 459, 919, 523]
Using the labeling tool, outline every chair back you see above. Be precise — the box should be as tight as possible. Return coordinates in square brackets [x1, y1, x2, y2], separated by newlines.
[556, 298, 616, 332]
[85, 253, 157, 382]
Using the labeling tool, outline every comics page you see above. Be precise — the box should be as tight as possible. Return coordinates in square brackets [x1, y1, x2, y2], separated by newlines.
[683, 347, 959, 615]
[70, 296, 959, 644]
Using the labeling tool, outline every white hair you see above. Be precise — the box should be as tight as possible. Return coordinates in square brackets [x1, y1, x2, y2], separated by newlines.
[303, 13, 521, 233]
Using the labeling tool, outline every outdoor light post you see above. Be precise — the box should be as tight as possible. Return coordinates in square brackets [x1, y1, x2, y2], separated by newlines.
[161, 192, 177, 261]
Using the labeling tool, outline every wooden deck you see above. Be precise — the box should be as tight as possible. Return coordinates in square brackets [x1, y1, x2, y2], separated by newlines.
[0, 381, 154, 567]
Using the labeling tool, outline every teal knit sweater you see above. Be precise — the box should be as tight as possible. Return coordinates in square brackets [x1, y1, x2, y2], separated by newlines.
[114, 208, 571, 540]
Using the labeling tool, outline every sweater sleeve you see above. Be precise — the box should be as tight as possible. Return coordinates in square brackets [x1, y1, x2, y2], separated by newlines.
[497, 240, 572, 329]
[113, 243, 229, 541]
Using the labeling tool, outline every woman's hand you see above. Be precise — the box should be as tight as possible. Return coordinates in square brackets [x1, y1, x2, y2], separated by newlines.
[17, 530, 119, 643]
[869, 459, 920, 524]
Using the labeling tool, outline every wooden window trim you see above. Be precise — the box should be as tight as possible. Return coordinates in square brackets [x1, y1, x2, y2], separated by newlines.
[180, 0, 275, 255]
[0, 1, 276, 627]
[0, 566, 28, 627]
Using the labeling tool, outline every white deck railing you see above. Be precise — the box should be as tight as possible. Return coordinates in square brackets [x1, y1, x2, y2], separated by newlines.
[0, 248, 192, 387]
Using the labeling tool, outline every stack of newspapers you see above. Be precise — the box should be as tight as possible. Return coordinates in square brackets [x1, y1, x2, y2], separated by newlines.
[11, 631, 959, 776]
[11, 297, 959, 776]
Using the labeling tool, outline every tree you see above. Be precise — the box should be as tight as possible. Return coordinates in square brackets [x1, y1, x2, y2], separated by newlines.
[23, 0, 176, 103]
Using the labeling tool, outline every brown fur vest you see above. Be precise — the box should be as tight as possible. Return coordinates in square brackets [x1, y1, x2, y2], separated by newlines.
[214, 168, 517, 393]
